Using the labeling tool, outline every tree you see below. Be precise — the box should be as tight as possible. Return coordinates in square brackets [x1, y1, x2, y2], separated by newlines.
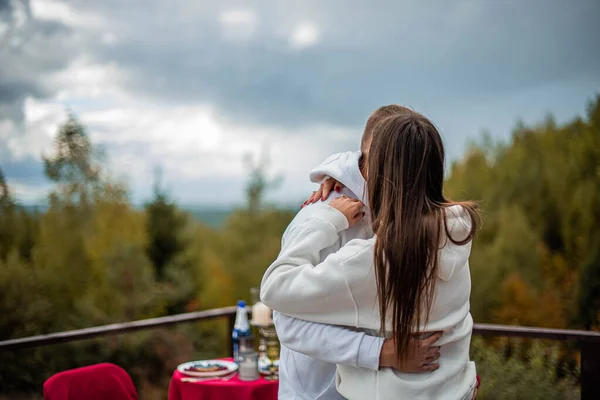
[145, 168, 188, 281]
[577, 235, 600, 329]
[0, 168, 13, 207]
[43, 114, 103, 206]
[0, 168, 16, 260]
[445, 94, 600, 329]
[84, 198, 163, 322]
[220, 159, 293, 300]
[0, 168, 38, 262]
[243, 150, 282, 215]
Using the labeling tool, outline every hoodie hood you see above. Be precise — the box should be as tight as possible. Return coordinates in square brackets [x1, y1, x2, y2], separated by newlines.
[437, 205, 474, 281]
[309, 151, 368, 207]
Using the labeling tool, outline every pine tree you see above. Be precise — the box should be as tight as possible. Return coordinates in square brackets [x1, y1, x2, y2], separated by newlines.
[145, 168, 187, 280]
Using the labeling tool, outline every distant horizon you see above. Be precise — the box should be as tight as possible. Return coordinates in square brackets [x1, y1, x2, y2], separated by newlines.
[21, 201, 299, 229]
[20, 200, 300, 210]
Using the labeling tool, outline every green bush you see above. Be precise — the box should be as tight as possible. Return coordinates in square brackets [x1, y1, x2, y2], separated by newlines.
[471, 337, 580, 400]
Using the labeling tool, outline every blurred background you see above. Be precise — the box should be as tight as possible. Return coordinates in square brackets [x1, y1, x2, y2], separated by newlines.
[1, 0, 599, 399]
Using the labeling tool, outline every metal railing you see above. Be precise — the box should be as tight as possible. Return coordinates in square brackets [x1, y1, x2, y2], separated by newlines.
[1, 308, 599, 399]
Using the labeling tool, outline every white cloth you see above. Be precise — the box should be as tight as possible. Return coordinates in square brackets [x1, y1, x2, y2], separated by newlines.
[261, 202, 477, 400]
[272, 151, 382, 400]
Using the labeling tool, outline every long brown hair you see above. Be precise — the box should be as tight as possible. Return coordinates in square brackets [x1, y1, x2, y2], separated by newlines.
[366, 112, 479, 360]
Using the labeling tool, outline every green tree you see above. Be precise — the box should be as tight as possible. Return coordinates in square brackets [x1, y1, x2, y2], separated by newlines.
[577, 234, 600, 329]
[219, 158, 292, 301]
[0, 168, 39, 262]
[0, 168, 17, 260]
[446, 95, 600, 329]
[0, 168, 13, 207]
[243, 151, 282, 215]
[43, 113, 103, 206]
[145, 168, 187, 280]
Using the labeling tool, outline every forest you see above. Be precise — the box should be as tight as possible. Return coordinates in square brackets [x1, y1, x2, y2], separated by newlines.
[1, 96, 598, 399]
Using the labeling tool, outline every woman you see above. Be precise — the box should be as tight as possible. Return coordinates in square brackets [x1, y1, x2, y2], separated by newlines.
[261, 111, 480, 399]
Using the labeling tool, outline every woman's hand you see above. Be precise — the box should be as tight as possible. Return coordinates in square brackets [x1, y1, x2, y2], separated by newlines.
[379, 331, 443, 373]
[302, 177, 344, 208]
[329, 196, 364, 227]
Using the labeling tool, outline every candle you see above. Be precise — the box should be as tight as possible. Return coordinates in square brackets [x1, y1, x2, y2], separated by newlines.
[252, 301, 272, 326]
[238, 351, 259, 381]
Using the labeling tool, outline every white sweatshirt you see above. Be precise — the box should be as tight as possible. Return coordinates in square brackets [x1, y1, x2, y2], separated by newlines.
[261, 203, 477, 400]
[274, 151, 382, 400]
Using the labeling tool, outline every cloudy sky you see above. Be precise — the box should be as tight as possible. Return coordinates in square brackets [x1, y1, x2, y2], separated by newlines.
[1, 0, 599, 206]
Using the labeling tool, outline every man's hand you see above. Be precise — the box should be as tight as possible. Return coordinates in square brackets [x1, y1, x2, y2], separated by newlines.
[301, 177, 344, 208]
[379, 331, 442, 373]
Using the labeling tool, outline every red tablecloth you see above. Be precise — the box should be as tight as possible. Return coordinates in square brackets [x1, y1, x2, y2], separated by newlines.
[168, 358, 278, 400]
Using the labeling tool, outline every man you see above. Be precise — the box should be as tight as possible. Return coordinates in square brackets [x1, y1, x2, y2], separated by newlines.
[263, 105, 442, 400]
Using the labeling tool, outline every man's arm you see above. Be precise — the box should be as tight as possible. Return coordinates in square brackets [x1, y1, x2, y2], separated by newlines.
[274, 312, 442, 372]
[260, 203, 364, 319]
[274, 312, 383, 370]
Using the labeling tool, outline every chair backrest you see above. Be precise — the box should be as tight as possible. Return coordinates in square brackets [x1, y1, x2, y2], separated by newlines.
[43, 363, 139, 400]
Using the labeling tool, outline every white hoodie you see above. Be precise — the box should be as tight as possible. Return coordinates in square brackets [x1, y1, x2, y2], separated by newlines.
[261, 186, 477, 399]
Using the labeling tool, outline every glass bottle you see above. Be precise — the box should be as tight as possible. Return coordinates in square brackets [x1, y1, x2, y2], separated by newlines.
[232, 300, 252, 363]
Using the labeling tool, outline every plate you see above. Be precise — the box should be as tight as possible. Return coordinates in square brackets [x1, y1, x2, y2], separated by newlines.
[177, 360, 239, 378]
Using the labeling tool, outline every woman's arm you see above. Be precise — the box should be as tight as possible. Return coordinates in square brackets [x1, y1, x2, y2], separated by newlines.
[260, 202, 372, 325]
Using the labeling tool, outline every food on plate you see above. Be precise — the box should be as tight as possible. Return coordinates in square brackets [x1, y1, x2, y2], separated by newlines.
[185, 363, 228, 373]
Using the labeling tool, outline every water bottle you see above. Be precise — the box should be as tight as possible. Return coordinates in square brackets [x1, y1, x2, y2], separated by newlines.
[232, 300, 252, 363]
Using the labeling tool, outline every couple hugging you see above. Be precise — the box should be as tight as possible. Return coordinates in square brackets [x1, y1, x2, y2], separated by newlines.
[260, 105, 480, 400]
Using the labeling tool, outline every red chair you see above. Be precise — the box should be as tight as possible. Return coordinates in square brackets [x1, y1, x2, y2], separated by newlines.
[43, 363, 139, 400]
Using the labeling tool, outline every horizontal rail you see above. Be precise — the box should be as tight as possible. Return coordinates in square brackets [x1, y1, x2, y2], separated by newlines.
[2, 308, 600, 352]
[0, 306, 236, 351]
[473, 322, 600, 342]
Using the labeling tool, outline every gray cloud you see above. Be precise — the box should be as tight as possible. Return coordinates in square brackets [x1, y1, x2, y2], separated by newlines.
[0, 0, 71, 123]
[84, 0, 600, 130]
[0, 0, 13, 14]
[4, 0, 599, 130]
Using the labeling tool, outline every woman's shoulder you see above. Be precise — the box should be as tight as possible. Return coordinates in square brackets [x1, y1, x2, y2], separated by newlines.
[444, 204, 470, 220]
[443, 205, 475, 241]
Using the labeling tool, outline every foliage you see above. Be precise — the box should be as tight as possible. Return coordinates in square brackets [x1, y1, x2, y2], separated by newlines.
[42, 114, 104, 207]
[446, 95, 600, 329]
[243, 151, 283, 215]
[145, 169, 188, 281]
[470, 337, 579, 400]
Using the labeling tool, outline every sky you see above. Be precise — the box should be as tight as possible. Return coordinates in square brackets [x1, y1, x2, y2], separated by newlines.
[1, 0, 599, 207]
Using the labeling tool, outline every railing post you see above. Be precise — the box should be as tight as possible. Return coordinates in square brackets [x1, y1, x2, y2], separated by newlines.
[581, 342, 600, 400]
[226, 313, 235, 358]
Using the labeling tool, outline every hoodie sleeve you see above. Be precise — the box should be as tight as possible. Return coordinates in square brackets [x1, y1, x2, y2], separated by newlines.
[273, 312, 383, 370]
[260, 203, 371, 325]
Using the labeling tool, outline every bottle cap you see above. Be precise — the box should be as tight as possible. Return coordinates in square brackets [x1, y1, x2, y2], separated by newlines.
[237, 300, 246, 308]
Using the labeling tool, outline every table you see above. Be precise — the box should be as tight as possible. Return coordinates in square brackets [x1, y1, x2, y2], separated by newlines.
[168, 358, 278, 400]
